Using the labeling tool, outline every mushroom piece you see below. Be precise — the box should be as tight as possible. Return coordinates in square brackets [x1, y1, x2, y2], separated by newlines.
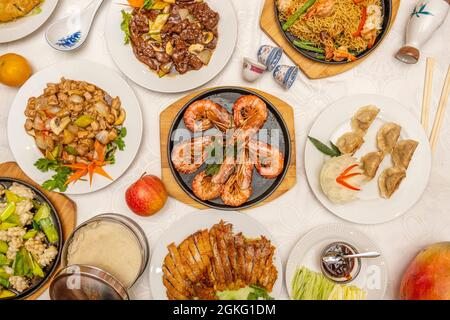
[50, 117, 71, 135]
[188, 44, 205, 55]
[95, 130, 110, 145]
[202, 32, 214, 44]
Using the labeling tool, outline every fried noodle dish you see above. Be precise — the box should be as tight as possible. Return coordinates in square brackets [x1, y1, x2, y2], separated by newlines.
[162, 221, 278, 300]
[122, 0, 219, 77]
[278, 0, 383, 62]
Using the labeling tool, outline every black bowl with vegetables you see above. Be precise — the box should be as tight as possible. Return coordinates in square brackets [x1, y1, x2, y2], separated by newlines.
[0, 178, 62, 300]
[275, 0, 392, 64]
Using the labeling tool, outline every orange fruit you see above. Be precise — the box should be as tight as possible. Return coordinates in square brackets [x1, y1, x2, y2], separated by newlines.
[0, 53, 32, 87]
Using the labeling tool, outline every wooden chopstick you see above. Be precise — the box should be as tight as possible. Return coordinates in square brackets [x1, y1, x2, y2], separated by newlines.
[421, 58, 435, 131]
[429, 65, 450, 153]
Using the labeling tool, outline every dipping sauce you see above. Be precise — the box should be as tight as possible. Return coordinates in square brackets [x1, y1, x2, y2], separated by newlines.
[321, 242, 360, 283]
[67, 220, 142, 288]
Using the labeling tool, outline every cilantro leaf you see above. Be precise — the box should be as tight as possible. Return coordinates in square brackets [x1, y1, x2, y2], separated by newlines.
[121, 10, 133, 45]
[41, 165, 72, 192]
[205, 163, 221, 176]
[114, 127, 127, 151]
[247, 285, 274, 300]
[34, 158, 59, 172]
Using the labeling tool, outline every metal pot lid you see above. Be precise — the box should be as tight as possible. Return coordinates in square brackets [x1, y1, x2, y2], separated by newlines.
[49, 265, 129, 300]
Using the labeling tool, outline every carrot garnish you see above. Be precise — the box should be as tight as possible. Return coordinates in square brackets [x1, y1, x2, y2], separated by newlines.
[63, 141, 113, 187]
[353, 6, 367, 37]
[336, 164, 362, 191]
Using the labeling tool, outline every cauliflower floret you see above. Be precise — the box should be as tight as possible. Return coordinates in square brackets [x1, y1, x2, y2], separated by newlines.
[3, 266, 13, 275]
[9, 276, 29, 293]
[15, 200, 34, 226]
[8, 183, 35, 199]
[25, 238, 46, 258]
[0, 230, 7, 242]
[38, 246, 58, 267]
[5, 227, 26, 260]
[6, 226, 26, 238]
[34, 232, 46, 242]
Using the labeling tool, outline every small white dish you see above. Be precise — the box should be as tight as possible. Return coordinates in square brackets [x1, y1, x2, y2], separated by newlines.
[7, 59, 143, 195]
[104, 0, 238, 93]
[242, 57, 266, 82]
[286, 224, 388, 300]
[0, 0, 58, 43]
[304, 94, 432, 224]
[148, 209, 283, 300]
[45, 0, 104, 51]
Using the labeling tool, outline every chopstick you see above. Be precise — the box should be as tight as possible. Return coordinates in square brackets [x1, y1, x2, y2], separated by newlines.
[429, 65, 450, 153]
[421, 58, 435, 131]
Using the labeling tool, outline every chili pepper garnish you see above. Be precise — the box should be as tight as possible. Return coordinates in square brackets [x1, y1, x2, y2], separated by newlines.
[336, 164, 362, 191]
[353, 6, 367, 37]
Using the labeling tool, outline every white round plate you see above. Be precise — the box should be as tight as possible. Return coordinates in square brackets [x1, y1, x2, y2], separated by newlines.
[105, 0, 238, 93]
[305, 94, 432, 224]
[286, 224, 387, 300]
[0, 0, 58, 43]
[7, 59, 143, 195]
[149, 210, 283, 300]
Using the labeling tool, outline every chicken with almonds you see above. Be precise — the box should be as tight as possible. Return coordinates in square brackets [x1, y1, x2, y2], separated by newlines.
[162, 221, 278, 300]
[24, 78, 127, 191]
[122, 0, 219, 77]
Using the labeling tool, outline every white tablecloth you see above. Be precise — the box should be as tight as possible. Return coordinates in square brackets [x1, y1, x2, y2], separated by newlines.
[1, 0, 449, 300]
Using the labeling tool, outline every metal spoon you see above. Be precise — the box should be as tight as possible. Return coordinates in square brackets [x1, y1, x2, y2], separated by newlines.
[45, 0, 104, 51]
[322, 251, 380, 264]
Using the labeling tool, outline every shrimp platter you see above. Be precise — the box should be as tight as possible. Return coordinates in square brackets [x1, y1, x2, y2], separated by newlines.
[167, 87, 291, 210]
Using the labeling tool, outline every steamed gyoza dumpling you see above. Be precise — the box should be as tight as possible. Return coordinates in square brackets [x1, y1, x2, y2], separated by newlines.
[377, 123, 401, 154]
[351, 105, 380, 134]
[392, 140, 419, 169]
[336, 132, 364, 155]
[378, 167, 406, 199]
[360, 151, 384, 179]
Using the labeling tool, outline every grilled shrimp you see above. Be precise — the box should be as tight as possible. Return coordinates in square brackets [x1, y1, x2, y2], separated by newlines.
[183, 99, 232, 132]
[233, 95, 268, 130]
[305, 0, 335, 19]
[220, 173, 252, 207]
[171, 136, 213, 174]
[248, 140, 284, 179]
[192, 171, 224, 201]
[211, 152, 236, 185]
[236, 147, 253, 190]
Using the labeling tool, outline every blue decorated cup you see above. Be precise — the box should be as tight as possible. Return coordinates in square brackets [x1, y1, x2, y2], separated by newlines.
[257, 45, 283, 71]
[273, 65, 299, 90]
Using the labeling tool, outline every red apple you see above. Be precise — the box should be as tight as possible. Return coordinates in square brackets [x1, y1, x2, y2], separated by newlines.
[400, 242, 450, 300]
[125, 174, 168, 216]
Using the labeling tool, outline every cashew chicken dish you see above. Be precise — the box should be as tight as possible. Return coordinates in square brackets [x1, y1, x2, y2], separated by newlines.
[24, 78, 127, 192]
[121, 0, 219, 77]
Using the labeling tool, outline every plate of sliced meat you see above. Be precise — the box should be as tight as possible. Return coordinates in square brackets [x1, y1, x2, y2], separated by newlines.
[148, 210, 282, 300]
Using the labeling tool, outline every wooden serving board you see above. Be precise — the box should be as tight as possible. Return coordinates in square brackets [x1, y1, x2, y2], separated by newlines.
[0, 162, 77, 300]
[160, 87, 297, 210]
[260, 0, 400, 79]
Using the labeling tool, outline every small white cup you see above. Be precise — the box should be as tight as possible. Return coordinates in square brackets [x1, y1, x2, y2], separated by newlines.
[242, 57, 267, 82]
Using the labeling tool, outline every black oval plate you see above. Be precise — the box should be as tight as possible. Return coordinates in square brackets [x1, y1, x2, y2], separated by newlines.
[275, 0, 392, 64]
[0, 178, 62, 300]
[167, 87, 291, 211]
